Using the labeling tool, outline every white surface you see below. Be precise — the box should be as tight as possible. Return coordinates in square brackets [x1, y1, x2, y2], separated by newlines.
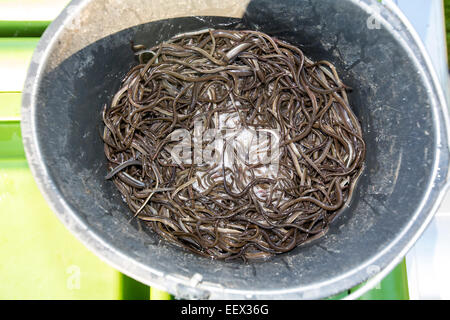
[0, 0, 69, 21]
[395, 0, 450, 300]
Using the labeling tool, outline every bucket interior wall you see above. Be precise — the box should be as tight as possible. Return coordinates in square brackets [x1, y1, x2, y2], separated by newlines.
[30, 0, 438, 298]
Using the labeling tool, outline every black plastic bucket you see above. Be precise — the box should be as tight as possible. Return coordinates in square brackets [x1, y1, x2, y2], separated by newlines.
[21, 0, 450, 299]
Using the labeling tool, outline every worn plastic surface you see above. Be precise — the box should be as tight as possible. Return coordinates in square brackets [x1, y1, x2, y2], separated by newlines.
[22, 0, 448, 299]
[399, 0, 450, 300]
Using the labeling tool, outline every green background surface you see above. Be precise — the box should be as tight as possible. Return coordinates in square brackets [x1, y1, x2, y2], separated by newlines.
[0, 0, 429, 300]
